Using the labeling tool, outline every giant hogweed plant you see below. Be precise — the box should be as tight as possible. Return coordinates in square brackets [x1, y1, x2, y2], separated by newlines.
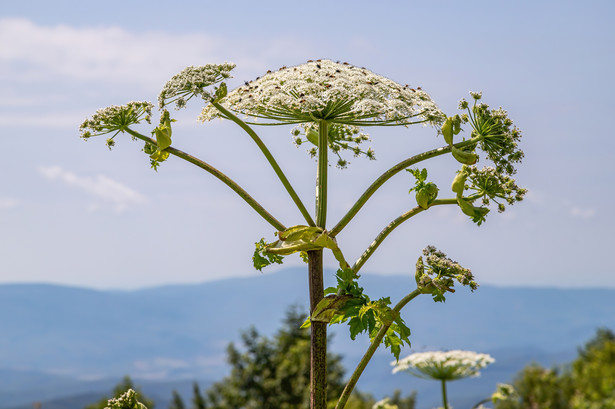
[80, 60, 526, 409]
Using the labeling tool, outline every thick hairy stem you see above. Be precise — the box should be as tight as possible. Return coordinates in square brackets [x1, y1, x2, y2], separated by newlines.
[335, 289, 422, 409]
[124, 128, 286, 231]
[213, 103, 316, 227]
[308, 250, 327, 409]
[310, 119, 329, 409]
[352, 199, 457, 274]
[329, 138, 480, 237]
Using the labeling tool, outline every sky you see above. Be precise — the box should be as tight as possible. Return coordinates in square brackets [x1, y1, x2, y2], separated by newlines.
[1, 0, 614, 290]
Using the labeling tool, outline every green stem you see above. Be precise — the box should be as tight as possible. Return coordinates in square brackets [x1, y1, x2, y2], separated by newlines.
[316, 120, 328, 227]
[213, 102, 316, 227]
[470, 398, 491, 409]
[352, 199, 457, 274]
[335, 289, 422, 409]
[124, 128, 286, 231]
[441, 379, 449, 409]
[329, 138, 480, 237]
[311, 119, 329, 409]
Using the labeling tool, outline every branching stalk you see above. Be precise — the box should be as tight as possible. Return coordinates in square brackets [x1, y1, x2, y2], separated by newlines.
[335, 288, 422, 409]
[124, 128, 286, 231]
[352, 199, 457, 274]
[213, 102, 316, 227]
[330, 138, 480, 237]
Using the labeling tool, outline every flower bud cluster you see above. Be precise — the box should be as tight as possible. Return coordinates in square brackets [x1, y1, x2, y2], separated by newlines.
[466, 165, 527, 212]
[392, 350, 495, 381]
[292, 123, 374, 168]
[158, 63, 235, 110]
[415, 246, 477, 302]
[462, 93, 523, 176]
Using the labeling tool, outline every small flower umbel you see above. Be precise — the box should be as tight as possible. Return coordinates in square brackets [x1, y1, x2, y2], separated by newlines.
[415, 245, 477, 302]
[392, 350, 495, 379]
[392, 350, 495, 409]
[458, 92, 524, 176]
[104, 389, 148, 409]
[292, 123, 374, 168]
[464, 165, 527, 212]
[79, 101, 153, 148]
[158, 63, 235, 110]
[372, 398, 399, 409]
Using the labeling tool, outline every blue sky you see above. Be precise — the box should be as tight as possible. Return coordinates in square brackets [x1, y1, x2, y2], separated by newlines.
[1, 0, 614, 289]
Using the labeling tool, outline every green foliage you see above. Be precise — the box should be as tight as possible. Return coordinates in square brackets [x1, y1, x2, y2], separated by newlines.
[191, 383, 207, 409]
[84, 376, 155, 409]
[495, 328, 615, 409]
[495, 364, 570, 409]
[341, 390, 416, 409]
[569, 328, 615, 408]
[406, 168, 439, 209]
[197, 306, 346, 409]
[257, 226, 350, 271]
[168, 390, 185, 409]
[253, 238, 284, 271]
[321, 269, 411, 360]
[389, 390, 417, 409]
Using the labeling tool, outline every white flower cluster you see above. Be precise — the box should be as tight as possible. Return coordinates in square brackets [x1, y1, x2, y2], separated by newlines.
[372, 397, 399, 409]
[158, 63, 235, 109]
[392, 350, 495, 381]
[79, 101, 154, 140]
[104, 389, 148, 409]
[200, 59, 444, 126]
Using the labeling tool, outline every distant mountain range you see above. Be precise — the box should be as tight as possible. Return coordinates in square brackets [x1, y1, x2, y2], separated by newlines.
[1, 268, 614, 409]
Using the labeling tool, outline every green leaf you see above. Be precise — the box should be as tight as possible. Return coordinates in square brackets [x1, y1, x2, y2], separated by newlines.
[324, 286, 338, 295]
[348, 317, 363, 340]
[310, 295, 353, 324]
[253, 238, 284, 271]
[213, 82, 227, 103]
[154, 125, 172, 150]
[300, 317, 311, 328]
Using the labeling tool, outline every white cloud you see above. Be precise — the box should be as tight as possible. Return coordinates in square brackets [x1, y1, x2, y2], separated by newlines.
[0, 18, 314, 128]
[0, 112, 90, 128]
[0, 18, 311, 89]
[0, 18, 216, 87]
[0, 198, 19, 209]
[570, 207, 596, 219]
[39, 165, 147, 212]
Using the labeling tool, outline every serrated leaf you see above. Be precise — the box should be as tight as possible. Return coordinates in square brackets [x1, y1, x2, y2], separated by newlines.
[310, 294, 353, 323]
[348, 317, 363, 340]
[253, 238, 284, 271]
